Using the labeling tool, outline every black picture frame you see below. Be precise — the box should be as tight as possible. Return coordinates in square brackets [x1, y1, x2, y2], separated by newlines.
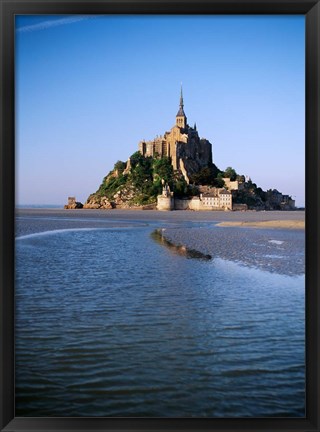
[1, 0, 319, 431]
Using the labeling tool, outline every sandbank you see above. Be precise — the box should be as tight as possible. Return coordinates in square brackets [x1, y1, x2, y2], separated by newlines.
[216, 220, 305, 229]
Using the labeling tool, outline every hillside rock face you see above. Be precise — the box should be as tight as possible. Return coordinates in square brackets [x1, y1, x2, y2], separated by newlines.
[83, 196, 115, 209]
[176, 137, 212, 181]
[84, 183, 140, 209]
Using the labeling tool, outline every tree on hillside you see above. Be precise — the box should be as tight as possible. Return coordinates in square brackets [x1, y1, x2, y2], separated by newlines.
[114, 160, 126, 173]
[189, 164, 216, 185]
[152, 157, 174, 187]
[174, 177, 189, 197]
[131, 156, 153, 191]
[129, 151, 145, 168]
[223, 166, 237, 181]
[214, 176, 225, 188]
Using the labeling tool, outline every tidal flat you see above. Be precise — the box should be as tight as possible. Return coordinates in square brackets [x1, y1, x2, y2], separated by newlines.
[15, 208, 305, 236]
[14, 208, 305, 417]
[16, 209, 304, 277]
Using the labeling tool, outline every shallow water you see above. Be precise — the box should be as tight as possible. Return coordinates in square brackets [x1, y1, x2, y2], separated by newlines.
[15, 215, 305, 417]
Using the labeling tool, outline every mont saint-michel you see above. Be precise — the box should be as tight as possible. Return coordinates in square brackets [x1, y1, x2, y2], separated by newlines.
[65, 88, 295, 211]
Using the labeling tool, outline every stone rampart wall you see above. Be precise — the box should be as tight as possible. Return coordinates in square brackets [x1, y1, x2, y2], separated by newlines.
[174, 199, 190, 210]
[157, 196, 174, 211]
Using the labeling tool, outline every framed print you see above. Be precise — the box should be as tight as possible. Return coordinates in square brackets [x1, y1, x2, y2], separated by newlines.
[1, 0, 319, 431]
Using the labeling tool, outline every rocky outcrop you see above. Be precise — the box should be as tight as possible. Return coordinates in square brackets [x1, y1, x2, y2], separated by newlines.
[83, 196, 115, 209]
[112, 186, 136, 207]
[123, 158, 131, 175]
[64, 201, 83, 209]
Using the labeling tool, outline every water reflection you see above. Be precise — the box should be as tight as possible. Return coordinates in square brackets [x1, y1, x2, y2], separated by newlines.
[151, 229, 212, 260]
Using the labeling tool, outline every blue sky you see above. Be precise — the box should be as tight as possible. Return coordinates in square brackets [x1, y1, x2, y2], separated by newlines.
[15, 15, 305, 206]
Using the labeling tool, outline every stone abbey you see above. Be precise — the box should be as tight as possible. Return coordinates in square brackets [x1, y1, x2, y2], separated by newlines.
[138, 87, 213, 184]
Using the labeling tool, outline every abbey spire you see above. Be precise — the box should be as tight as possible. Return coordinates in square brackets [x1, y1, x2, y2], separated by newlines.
[179, 85, 184, 110]
[176, 85, 187, 128]
[138, 85, 213, 175]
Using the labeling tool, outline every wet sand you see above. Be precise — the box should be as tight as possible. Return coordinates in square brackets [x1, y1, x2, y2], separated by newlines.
[159, 225, 304, 276]
[16, 208, 305, 223]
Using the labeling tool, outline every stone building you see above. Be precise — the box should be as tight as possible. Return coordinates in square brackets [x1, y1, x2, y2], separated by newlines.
[139, 87, 213, 183]
[281, 195, 295, 210]
[222, 178, 244, 191]
[157, 187, 232, 211]
[200, 188, 232, 210]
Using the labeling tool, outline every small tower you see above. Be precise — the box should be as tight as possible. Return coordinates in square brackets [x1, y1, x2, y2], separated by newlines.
[176, 85, 187, 129]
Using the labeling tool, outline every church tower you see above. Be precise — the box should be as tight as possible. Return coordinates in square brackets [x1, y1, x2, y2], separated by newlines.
[176, 85, 187, 129]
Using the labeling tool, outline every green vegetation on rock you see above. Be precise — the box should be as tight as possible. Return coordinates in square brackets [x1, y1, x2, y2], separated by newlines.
[86, 152, 195, 207]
